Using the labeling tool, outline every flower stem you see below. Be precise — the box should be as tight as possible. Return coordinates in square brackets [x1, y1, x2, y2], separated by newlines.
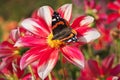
[60, 54, 66, 80]
[88, 44, 93, 58]
[48, 73, 52, 80]
[114, 40, 120, 63]
[28, 65, 36, 80]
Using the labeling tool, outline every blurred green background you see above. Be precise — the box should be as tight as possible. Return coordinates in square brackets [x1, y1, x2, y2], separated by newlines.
[0, 0, 72, 21]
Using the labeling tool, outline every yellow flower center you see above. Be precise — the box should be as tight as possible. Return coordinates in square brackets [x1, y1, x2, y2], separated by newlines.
[47, 33, 65, 48]
[14, 50, 20, 55]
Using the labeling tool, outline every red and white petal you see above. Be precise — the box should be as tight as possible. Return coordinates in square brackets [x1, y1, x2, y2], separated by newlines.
[0, 49, 13, 57]
[17, 27, 27, 36]
[71, 16, 94, 29]
[0, 56, 14, 70]
[79, 16, 94, 26]
[0, 41, 13, 49]
[9, 29, 19, 42]
[21, 18, 49, 37]
[0, 41, 13, 57]
[107, 76, 119, 80]
[78, 28, 100, 43]
[37, 49, 58, 79]
[57, 4, 72, 22]
[71, 16, 85, 29]
[38, 6, 54, 28]
[20, 46, 54, 70]
[14, 36, 47, 47]
[61, 46, 84, 69]
[102, 54, 115, 74]
[0, 58, 8, 70]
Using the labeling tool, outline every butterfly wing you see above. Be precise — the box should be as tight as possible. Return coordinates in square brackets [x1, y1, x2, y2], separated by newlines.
[52, 12, 77, 42]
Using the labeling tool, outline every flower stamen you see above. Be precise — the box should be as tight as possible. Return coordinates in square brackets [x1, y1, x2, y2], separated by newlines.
[47, 33, 65, 48]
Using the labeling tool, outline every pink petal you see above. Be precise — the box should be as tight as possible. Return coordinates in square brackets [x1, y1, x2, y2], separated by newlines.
[14, 36, 47, 47]
[38, 6, 54, 30]
[107, 13, 119, 23]
[22, 73, 32, 80]
[84, 0, 96, 9]
[108, 2, 120, 11]
[79, 61, 95, 80]
[0, 41, 13, 57]
[0, 56, 14, 70]
[0, 41, 13, 49]
[97, 25, 112, 42]
[118, 0, 120, 3]
[21, 18, 49, 37]
[20, 46, 54, 70]
[61, 46, 84, 69]
[77, 28, 100, 43]
[102, 54, 115, 74]
[110, 64, 120, 76]
[31, 9, 38, 19]
[57, 4, 72, 22]
[37, 49, 58, 79]
[87, 60, 101, 77]
[0, 49, 13, 57]
[107, 76, 119, 80]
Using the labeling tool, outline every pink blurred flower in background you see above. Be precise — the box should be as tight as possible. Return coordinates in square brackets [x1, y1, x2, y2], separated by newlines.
[0, 28, 21, 70]
[93, 24, 112, 50]
[0, 28, 25, 79]
[78, 54, 120, 80]
[84, 0, 107, 26]
[107, 0, 120, 40]
[107, 0, 120, 23]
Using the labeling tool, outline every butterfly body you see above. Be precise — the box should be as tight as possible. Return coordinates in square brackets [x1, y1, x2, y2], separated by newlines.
[52, 12, 77, 43]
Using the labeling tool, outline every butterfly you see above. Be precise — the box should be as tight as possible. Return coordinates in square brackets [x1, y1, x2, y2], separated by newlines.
[52, 12, 77, 43]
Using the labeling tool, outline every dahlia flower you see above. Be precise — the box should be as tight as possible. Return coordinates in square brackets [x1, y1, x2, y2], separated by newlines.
[107, 0, 120, 23]
[0, 29, 21, 70]
[0, 28, 26, 79]
[15, 4, 100, 79]
[78, 54, 120, 80]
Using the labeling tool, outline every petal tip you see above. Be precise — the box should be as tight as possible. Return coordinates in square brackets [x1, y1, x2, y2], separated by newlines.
[20, 59, 27, 70]
[14, 41, 22, 47]
[37, 68, 48, 80]
[38, 5, 53, 27]
[73, 58, 85, 69]
[20, 63, 24, 70]
[66, 3, 72, 7]
[64, 3, 72, 7]
[94, 29, 101, 39]
[80, 16, 94, 26]
[78, 29, 101, 43]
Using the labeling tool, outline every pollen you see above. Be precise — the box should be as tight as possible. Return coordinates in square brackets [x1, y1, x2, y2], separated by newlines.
[14, 50, 19, 55]
[21, 32, 25, 37]
[47, 33, 65, 48]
